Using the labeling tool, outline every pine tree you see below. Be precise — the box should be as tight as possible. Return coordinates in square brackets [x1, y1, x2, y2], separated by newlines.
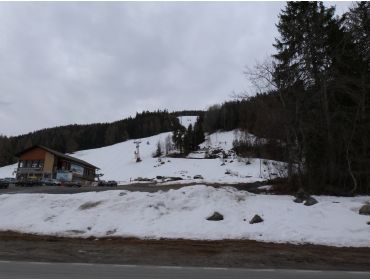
[193, 116, 205, 148]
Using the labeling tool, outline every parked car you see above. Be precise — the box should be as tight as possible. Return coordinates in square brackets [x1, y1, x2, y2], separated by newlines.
[0, 179, 9, 189]
[98, 180, 118, 187]
[39, 179, 61, 186]
[107, 180, 118, 187]
[62, 181, 82, 188]
[98, 180, 106, 186]
[3, 177, 16, 183]
[16, 180, 39, 187]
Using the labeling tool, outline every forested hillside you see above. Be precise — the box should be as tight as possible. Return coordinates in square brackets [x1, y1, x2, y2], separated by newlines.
[204, 2, 370, 194]
[0, 110, 203, 167]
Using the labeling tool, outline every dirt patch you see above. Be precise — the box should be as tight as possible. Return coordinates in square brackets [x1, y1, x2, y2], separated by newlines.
[0, 231, 369, 271]
[79, 201, 102, 210]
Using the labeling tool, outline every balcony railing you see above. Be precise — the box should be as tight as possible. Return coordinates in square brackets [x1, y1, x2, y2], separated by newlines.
[15, 167, 43, 173]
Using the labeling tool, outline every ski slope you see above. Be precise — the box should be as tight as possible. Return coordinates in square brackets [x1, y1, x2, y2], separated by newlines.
[69, 129, 285, 183]
[177, 116, 198, 129]
[0, 116, 286, 184]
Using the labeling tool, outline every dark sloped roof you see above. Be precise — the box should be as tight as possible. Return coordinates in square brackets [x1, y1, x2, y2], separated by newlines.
[15, 145, 99, 169]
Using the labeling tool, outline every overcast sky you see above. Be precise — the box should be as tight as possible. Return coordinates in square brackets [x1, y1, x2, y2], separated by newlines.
[0, 1, 351, 136]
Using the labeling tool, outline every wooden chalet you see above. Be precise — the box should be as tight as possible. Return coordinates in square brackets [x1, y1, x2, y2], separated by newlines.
[15, 145, 99, 183]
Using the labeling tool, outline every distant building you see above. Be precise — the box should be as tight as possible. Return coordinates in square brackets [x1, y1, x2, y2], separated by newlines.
[15, 145, 98, 182]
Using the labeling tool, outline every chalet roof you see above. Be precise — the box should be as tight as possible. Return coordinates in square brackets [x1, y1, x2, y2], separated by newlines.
[15, 145, 99, 169]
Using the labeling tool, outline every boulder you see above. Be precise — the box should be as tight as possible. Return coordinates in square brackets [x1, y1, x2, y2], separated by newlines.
[207, 212, 224, 221]
[304, 197, 318, 206]
[367, 221, 370, 225]
[293, 197, 304, 203]
[295, 188, 310, 200]
[359, 204, 370, 215]
[193, 175, 204, 180]
[249, 214, 263, 224]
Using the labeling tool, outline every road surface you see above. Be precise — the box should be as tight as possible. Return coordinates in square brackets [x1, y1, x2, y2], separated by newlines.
[1, 261, 370, 278]
[0, 181, 262, 194]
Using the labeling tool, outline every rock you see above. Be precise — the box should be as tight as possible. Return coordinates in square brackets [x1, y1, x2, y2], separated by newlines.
[156, 176, 164, 180]
[206, 212, 224, 221]
[249, 214, 263, 224]
[193, 175, 204, 179]
[220, 163, 226, 166]
[293, 197, 304, 203]
[295, 188, 310, 200]
[225, 170, 231, 175]
[367, 221, 370, 225]
[359, 204, 370, 215]
[304, 197, 318, 206]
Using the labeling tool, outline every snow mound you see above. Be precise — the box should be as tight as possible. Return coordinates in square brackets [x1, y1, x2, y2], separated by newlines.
[0, 186, 369, 247]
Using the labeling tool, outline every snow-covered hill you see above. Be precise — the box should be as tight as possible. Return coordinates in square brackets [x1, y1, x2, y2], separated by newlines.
[70, 129, 286, 183]
[0, 117, 286, 184]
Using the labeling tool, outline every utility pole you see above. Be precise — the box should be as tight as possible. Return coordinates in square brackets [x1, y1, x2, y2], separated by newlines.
[134, 140, 142, 162]
[259, 158, 262, 178]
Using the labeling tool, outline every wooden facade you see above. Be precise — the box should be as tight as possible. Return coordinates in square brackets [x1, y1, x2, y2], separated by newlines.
[15, 145, 98, 183]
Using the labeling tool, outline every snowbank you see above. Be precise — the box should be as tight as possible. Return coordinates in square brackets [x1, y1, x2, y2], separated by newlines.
[0, 186, 369, 247]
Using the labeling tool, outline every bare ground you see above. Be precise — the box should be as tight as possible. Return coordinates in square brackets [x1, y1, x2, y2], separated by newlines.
[0, 231, 369, 271]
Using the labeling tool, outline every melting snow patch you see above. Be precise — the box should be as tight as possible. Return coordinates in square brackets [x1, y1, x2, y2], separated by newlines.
[0, 186, 369, 247]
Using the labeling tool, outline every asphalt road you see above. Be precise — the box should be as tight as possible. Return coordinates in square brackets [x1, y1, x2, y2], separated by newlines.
[0, 184, 186, 194]
[1, 261, 370, 279]
[0, 181, 260, 194]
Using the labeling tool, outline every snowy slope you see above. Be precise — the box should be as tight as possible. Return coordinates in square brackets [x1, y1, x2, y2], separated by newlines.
[0, 128, 285, 183]
[201, 129, 259, 151]
[177, 116, 198, 129]
[69, 129, 285, 183]
[0, 163, 17, 178]
[0, 185, 369, 247]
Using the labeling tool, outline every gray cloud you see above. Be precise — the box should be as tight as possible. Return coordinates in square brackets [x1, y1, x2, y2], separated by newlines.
[0, 1, 351, 136]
